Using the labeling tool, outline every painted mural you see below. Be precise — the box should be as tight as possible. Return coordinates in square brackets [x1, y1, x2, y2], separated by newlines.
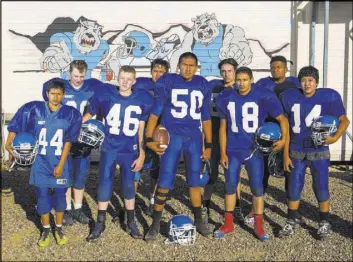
[9, 13, 290, 81]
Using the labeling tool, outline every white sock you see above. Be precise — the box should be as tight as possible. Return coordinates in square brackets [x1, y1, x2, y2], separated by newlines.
[66, 204, 72, 211]
[150, 197, 155, 205]
[56, 224, 62, 228]
[74, 202, 82, 210]
[43, 224, 50, 229]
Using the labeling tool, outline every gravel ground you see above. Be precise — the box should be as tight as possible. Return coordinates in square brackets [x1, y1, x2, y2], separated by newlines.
[1, 163, 352, 261]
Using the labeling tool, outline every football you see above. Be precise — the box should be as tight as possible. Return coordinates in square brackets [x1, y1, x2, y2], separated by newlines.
[152, 125, 170, 148]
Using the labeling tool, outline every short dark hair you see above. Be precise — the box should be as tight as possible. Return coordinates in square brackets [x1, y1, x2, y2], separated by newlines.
[298, 66, 319, 83]
[236, 66, 253, 79]
[178, 52, 198, 66]
[47, 79, 65, 93]
[218, 58, 238, 71]
[70, 60, 88, 73]
[119, 65, 136, 77]
[151, 59, 170, 72]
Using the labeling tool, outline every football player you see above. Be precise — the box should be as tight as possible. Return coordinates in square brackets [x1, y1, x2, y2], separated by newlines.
[144, 52, 213, 241]
[202, 58, 244, 223]
[85, 66, 154, 241]
[133, 59, 170, 214]
[244, 56, 302, 225]
[6, 80, 82, 247]
[42, 60, 104, 226]
[214, 67, 289, 240]
[279, 66, 350, 239]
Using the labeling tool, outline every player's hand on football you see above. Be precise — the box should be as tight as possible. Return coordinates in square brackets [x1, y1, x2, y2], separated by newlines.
[220, 154, 229, 169]
[324, 135, 337, 145]
[131, 156, 144, 172]
[201, 148, 211, 161]
[54, 165, 64, 178]
[272, 139, 285, 151]
[283, 155, 293, 172]
[146, 141, 167, 155]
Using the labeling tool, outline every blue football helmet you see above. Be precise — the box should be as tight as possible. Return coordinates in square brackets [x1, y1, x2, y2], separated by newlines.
[255, 122, 282, 154]
[12, 132, 38, 166]
[168, 215, 196, 245]
[311, 115, 339, 147]
[200, 160, 211, 187]
[78, 119, 105, 148]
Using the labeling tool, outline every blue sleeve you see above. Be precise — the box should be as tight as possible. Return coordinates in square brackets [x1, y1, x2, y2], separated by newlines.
[329, 90, 346, 118]
[264, 93, 284, 119]
[65, 109, 82, 143]
[287, 76, 301, 88]
[201, 80, 212, 121]
[7, 103, 33, 133]
[151, 74, 169, 117]
[87, 93, 102, 116]
[88, 78, 104, 93]
[215, 94, 227, 119]
[141, 92, 154, 121]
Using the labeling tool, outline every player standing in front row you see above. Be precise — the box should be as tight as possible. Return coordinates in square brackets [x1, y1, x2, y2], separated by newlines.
[6, 80, 82, 247]
[133, 59, 170, 214]
[214, 67, 289, 240]
[84, 66, 154, 241]
[144, 52, 213, 241]
[279, 66, 350, 239]
[43, 60, 103, 226]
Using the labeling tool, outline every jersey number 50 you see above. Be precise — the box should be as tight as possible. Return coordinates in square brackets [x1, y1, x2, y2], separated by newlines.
[171, 89, 204, 120]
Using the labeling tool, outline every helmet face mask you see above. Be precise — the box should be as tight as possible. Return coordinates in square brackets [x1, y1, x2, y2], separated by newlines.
[78, 120, 105, 148]
[168, 215, 196, 246]
[268, 150, 285, 178]
[311, 115, 339, 147]
[12, 133, 38, 166]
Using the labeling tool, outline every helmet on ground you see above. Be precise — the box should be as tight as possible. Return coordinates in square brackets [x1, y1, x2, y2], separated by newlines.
[168, 215, 196, 245]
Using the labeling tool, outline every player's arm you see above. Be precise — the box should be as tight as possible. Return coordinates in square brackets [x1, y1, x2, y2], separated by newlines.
[54, 142, 71, 178]
[325, 115, 350, 145]
[201, 80, 213, 160]
[145, 114, 165, 155]
[273, 114, 289, 151]
[201, 120, 212, 160]
[131, 120, 146, 172]
[82, 112, 93, 123]
[5, 132, 16, 158]
[219, 119, 228, 169]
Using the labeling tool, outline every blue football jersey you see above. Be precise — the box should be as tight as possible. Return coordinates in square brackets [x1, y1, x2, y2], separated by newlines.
[256, 76, 301, 91]
[281, 88, 346, 152]
[88, 84, 154, 154]
[8, 101, 82, 188]
[134, 77, 155, 92]
[216, 87, 283, 151]
[42, 78, 103, 115]
[151, 73, 212, 138]
[209, 80, 238, 136]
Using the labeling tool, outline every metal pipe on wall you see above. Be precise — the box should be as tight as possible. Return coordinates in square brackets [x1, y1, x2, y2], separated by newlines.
[323, 1, 329, 88]
[310, 1, 317, 66]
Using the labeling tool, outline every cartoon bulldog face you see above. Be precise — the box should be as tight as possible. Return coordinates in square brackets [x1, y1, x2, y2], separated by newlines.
[73, 19, 102, 54]
[191, 13, 220, 45]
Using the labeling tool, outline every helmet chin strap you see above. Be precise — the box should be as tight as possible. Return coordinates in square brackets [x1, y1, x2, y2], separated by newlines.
[244, 147, 258, 161]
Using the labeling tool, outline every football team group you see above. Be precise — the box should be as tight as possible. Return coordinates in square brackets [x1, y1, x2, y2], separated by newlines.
[5, 51, 350, 247]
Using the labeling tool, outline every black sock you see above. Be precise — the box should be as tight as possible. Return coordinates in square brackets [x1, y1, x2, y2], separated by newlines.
[288, 209, 297, 221]
[193, 206, 202, 220]
[126, 209, 134, 223]
[97, 210, 107, 223]
[151, 210, 162, 228]
[202, 199, 210, 208]
[235, 199, 240, 208]
[319, 211, 329, 222]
